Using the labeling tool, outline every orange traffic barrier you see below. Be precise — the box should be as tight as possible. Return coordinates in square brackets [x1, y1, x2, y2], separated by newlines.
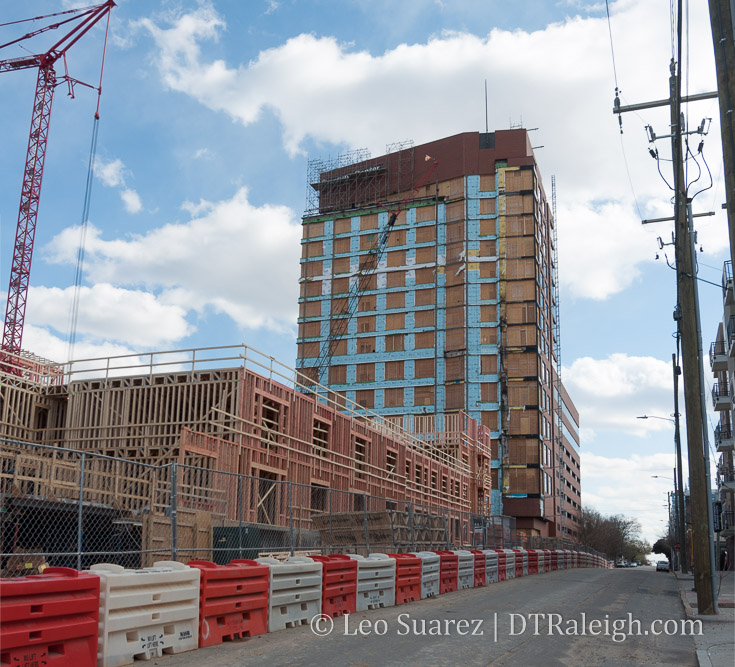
[431, 550, 458, 594]
[388, 553, 421, 605]
[189, 559, 269, 647]
[310, 555, 357, 618]
[0, 566, 100, 667]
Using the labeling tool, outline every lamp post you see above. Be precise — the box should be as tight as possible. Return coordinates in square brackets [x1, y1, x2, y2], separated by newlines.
[638, 415, 689, 573]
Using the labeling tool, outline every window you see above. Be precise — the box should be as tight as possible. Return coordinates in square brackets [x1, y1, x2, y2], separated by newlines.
[414, 358, 434, 379]
[313, 419, 330, 457]
[329, 365, 347, 384]
[385, 313, 405, 330]
[385, 360, 404, 380]
[357, 337, 376, 354]
[356, 363, 375, 383]
[355, 389, 374, 408]
[385, 334, 404, 352]
[384, 387, 404, 407]
[414, 331, 434, 349]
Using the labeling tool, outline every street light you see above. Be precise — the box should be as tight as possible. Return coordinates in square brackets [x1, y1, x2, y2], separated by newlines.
[651, 475, 674, 480]
[637, 413, 688, 574]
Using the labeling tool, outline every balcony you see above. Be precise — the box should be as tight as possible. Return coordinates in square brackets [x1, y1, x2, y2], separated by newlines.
[719, 464, 735, 491]
[723, 260, 733, 305]
[715, 423, 735, 452]
[712, 382, 731, 411]
[728, 316, 735, 355]
[710, 340, 729, 372]
[721, 510, 735, 537]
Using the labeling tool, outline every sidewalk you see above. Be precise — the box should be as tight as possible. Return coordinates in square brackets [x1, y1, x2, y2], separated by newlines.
[674, 570, 734, 667]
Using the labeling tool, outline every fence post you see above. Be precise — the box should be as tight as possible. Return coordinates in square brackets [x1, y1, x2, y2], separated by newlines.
[237, 474, 243, 560]
[170, 463, 178, 562]
[288, 481, 294, 557]
[328, 488, 333, 554]
[76, 452, 85, 571]
[363, 494, 370, 555]
[408, 502, 415, 552]
[443, 511, 449, 549]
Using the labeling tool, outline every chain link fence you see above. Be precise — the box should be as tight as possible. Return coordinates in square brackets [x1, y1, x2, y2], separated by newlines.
[1, 438, 606, 576]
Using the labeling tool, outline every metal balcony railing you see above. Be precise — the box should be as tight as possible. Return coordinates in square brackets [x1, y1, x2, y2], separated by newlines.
[718, 464, 735, 483]
[723, 260, 733, 301]
[712, 382, 730, 409]
[710, 340, 728, 368]
[722, 510, 735, 531]
[728, 315, 735, 344]
[715, 423, 733, 448]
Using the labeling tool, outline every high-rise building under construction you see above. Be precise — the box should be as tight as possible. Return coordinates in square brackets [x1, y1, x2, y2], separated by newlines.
[297, 130, 581, 539]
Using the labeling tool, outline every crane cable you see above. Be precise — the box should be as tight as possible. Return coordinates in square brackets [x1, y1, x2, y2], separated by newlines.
[65, 8, 111, 363]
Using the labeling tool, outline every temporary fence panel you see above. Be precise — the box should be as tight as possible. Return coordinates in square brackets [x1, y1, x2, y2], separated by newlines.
[482, 549, 499, 583]
[91, 561, 200, 667]
[452, 550, 475, 590]
[512, 549, 528, 577]
[410, 551, 440, 599]
[469, 549, 486, 587]
[432, 550, 458, 594]
[0, 567, 100, 667]
[388, 553, 421, 605]
[187, 559, 269, 647]
[256, 557, 322, 632]
[348, 554, 396, 610]
[309, 555, 357, 618]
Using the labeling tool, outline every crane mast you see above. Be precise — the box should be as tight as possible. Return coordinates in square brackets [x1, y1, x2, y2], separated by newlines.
[0, 1, 115, 363]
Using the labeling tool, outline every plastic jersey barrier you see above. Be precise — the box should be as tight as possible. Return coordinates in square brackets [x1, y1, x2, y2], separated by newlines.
[348, 554, 396, 610]
[188, 559, 269, 647]
[91, 561, 200, 667]
[309, 555, 357, 618]
[500, 549, 516, 579]
[409, 552, 440, 599]
[513, 548, 528, 577]
[482, 550, 499, 584]
[387, 553, 421, 605]
[469, 549, 486, 587]
[0, 567, 100, 667]
[452, 550, 475, 590]
[431, 550, 459, 594]
[256, 556, 322, 633]
[526, 549, 539, 575]
[493, 549, 507, 582]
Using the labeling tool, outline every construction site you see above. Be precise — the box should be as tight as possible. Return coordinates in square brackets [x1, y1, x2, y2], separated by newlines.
[0, 3, 582, 575]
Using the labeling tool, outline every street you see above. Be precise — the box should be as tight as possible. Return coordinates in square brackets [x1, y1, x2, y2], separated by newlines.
[154, 566, 697, 666]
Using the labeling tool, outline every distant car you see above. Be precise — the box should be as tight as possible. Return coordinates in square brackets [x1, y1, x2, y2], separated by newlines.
[656, 560, 670, 572]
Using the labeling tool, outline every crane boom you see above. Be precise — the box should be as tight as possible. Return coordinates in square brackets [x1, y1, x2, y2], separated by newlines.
[0, 1, 114, 361]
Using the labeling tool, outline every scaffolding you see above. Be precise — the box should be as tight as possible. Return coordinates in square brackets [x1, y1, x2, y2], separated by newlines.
[304, 141, 415, 215]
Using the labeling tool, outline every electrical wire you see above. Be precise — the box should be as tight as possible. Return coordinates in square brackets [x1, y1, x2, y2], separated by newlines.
[620, 135, 644, 220]
[605, 0, 620, 90]
[689, 147, 713, 200]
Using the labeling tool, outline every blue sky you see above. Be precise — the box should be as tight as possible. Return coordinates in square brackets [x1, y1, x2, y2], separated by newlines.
[0, 0, 726, 545]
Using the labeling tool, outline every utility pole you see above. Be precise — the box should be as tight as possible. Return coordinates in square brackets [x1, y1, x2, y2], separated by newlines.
[673, 352, 688, 573]
[613, 0, 717, 614]
[708, 0, 735, 266]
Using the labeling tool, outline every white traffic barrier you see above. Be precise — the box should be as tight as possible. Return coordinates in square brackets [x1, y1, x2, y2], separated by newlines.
[452, 550, 475, 590]
[482, 550, 499, 584]
[348, 554, 396, 610]
[90, 561, 200, 667]
[513, 548, 529, 577]
[556, 549, 566, 570]
[410, 551, 440, 599]
[531, 549, 546, 573]
[256, 557, 322, 633]
[501, 549, 516, 579]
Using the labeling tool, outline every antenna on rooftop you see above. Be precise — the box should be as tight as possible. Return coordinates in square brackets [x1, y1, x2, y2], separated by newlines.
[484, 79, 488, 133]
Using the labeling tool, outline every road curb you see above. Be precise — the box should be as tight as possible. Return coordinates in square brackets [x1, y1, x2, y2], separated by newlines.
[696, 649, 712, 667]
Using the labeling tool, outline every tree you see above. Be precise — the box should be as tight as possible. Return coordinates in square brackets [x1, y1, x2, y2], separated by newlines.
[652, 538, 672, 560]
[580, 505, 645, 559]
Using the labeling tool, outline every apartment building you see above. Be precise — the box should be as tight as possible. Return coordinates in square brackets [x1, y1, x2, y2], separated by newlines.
[710, 261, 735, 563]
[296, 130, 581, 539]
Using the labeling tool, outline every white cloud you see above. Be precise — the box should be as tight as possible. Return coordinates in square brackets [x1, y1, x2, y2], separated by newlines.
[582, 451, 680, 545]
[121, 189, 143, 214]
[139, 0, 724, 301]
[43, 188, 301, 334]
[95, 157, 126, 188]
[563, 353, 676, 439]
[26, 284, 192, 349]
[264, 0, 280, 15]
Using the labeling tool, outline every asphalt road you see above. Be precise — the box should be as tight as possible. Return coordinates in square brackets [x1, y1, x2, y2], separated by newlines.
[154, 566, 696, 667]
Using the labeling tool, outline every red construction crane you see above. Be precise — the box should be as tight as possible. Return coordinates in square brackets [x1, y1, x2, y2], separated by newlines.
[0, 1, 115, 364]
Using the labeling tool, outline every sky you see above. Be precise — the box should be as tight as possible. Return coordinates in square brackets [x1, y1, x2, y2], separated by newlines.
[0, 0, 727, 547]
